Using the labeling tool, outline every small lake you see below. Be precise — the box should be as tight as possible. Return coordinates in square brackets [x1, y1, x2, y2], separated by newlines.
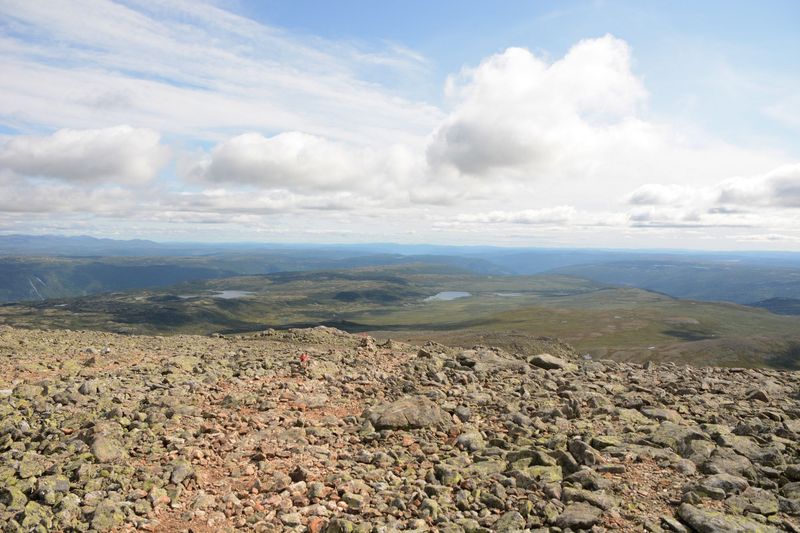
[425, 291, 471, 302]
[179, 290, 255, 300]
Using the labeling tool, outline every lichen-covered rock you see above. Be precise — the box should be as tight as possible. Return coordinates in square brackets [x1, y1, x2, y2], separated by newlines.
[0, 486, 27, 512]
[725, 487, 779, 515]
[678, 503, 781, 532]
[555, 502, 602, 528]
[17, 453, 46, 479]
[91, 500, 125, 532]
[91, 435, 125, 462]
[648, 422, 713, 462]
[494, 510, 526, 531]
[20, 501, 53, 530]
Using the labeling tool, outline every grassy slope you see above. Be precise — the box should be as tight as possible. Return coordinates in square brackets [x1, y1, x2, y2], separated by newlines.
[378, 292, 800, 368]
[1, 266, 799, 369]
[552, 261, 800, 303]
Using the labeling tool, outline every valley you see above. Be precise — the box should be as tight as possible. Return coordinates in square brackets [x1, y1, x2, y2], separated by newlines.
[2, 264, 800, 369]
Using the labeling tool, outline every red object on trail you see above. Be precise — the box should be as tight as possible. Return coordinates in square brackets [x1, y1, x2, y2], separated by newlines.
[299, 353, 310, 364]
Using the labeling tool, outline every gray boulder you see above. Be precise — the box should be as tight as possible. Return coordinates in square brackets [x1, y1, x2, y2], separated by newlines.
[677, 503, 781, 533]
[554, 502, 602, 528]
[366, 396, 452, 431]
[528, 353, 577, 371]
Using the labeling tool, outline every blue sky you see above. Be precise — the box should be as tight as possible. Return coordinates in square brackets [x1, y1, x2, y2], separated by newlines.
[0, 0, 798, 248]
[242, 0, 800, 149]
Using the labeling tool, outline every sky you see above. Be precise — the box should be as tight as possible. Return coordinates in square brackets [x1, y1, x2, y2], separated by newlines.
[0, 0, 799, 249]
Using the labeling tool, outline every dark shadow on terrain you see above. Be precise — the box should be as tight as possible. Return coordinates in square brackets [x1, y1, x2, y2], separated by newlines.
[750, 297, 800, 316]
[662, 328, 716, 341]
[766, 342, 800, 370]
[218, 317, 493, 335]
[333, 290, 403, 303]
[148, 295, 182, 302]
[265, 271, 412, 286]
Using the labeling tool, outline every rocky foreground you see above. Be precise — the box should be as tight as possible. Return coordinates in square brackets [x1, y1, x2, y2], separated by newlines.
[1, 326, 799, 532]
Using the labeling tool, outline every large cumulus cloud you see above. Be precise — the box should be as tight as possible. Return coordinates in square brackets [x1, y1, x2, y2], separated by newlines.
[426, 35, 647, 178]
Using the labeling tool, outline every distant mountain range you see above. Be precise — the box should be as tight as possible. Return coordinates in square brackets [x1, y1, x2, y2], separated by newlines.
[2, 234, 800, 314]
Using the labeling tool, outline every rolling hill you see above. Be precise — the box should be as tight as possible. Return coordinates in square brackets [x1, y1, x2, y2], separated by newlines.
[2, 265, 799, 369]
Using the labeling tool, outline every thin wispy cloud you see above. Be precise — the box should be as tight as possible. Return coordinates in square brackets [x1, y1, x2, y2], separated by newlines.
[0, 0, 441, 145]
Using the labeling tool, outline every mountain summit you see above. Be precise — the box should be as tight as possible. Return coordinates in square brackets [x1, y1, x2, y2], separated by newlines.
[1, 325, 798, 531]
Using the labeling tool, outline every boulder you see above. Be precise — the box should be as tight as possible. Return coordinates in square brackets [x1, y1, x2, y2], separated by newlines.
[555, 502, 602, 528]
[91, 435, 125, 463]
[677, 503, 781, 532]
[528, 353, 577, 371]
[366, 396, 452, 431]
[648, 422, 713, 463]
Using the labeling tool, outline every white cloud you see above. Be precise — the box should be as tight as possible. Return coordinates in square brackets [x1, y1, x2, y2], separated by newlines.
[627, 184, 710, 206]
[621, 164, 800, 231]
[0, 181, 139, 215]
[421, 35, 786, 222]
[0, 1, 797, 248]
[628, 164, 800, 212]
[0, 126, 168, 184]
[736, 233, 800, 244]
[455, 206, 576, 224]
[718, 164, 800, 208]
[426, 36, 646, 177]
[627, 206, 705, 226]
[0, 0, 440, 147]
[185, 132, 419, 195]
[186, 132, 358, 190]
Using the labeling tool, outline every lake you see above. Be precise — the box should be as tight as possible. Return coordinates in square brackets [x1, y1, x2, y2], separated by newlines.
[179, 290, 255, 300]
[424, 291, 471, 302]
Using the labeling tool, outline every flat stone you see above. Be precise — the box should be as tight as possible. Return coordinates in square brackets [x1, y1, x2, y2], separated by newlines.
[562, 486, 618, 510]
[661, 516, 689, 533]
[463, 459, 507, 478]
[677, 503, 781, 533]
[555, 502, 602, 529]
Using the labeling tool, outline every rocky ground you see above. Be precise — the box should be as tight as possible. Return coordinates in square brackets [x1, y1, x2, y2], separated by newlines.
[0, 325, 799, 532]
